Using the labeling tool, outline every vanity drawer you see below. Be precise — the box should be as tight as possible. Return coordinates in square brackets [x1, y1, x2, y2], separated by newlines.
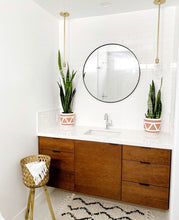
[122, 160, 170, 187]
[38, 136, 74, 153]
[39, 148, 74, 172]
[48, 168, 74, 191]
[123, 145, 171, 165]
[122, 181, 169, 210]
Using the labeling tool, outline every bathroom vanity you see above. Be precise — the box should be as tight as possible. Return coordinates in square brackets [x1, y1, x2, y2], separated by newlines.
[38, 126, 172, 210]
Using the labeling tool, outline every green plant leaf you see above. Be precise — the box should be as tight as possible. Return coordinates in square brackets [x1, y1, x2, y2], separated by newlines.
[57, 50, 77, 113]
[58, 50, 66, 86]
[59, 84, 65, 112]
[155, 89, 162, 119]
[148, 96, 153, 118]
[151, 81, 155, 116]
[65, 64, 70, 93]
[58, 50, 62, 71]
[65, 87, 72, 113]
[145, 79, 162, 119]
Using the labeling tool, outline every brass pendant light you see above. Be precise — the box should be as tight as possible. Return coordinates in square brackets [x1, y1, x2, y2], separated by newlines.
[154, 0, 166, 64]
[60, 12, 70, 67]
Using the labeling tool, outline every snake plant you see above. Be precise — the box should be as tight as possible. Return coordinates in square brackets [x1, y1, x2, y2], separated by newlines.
[57, 51, 76, 113]
[145, 79, 162, 119]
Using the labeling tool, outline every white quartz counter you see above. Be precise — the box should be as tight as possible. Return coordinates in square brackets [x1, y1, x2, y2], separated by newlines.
[37, 125, 173, 150]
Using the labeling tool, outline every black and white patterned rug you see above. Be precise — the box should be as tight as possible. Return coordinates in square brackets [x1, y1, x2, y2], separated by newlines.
[58, 194, 154, 220]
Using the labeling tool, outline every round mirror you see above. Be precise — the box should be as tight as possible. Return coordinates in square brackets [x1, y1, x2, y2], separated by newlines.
[83, 43, 140, 103]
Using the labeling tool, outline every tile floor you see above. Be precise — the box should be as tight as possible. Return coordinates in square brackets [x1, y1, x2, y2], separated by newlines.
[31, 188, 169, 220]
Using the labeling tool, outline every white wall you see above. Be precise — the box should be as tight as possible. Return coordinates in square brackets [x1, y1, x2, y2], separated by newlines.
[59, 7, 177, 134]
[0, 0, 59, 219]
[169, 6, 179, 220]
[170, 51, 179, 220]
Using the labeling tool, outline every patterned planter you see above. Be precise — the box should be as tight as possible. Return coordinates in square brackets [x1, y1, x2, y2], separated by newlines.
[144, 118, 161, 133]
[60, 113, 75, 126]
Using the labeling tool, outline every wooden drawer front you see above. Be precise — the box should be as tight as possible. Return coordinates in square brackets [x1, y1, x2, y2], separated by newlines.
[123, 145, 171, 165]
[38, 136, 74, 152]
[48, 168, 74, 191]
[122, 160, 170, 187]
[75, 140, 122, 200]
[122, 181, 169, 210]
[39, 148, 74, 172]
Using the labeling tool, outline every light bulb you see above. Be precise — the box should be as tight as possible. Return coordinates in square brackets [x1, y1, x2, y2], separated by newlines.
[153, 62, 163, 78]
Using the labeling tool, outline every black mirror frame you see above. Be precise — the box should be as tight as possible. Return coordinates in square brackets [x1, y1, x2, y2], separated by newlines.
[82, 43, 141, 103]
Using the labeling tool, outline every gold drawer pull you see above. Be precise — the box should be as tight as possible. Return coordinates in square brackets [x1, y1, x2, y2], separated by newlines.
[139, 183, 150, 187]
[140, 161, 151, 165]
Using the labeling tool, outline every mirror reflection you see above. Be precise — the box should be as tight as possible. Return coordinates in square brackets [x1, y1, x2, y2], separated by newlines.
[83, 44, 140, 103]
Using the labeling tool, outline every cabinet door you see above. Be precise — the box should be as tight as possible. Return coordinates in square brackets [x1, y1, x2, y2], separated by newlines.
[75, 140, 122, 200]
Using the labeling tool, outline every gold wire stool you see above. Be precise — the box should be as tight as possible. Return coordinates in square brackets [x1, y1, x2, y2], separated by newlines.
[20, 155, 56, 220]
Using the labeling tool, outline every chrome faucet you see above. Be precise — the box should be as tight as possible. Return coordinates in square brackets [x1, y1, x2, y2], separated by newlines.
[104, 113, 112, 129]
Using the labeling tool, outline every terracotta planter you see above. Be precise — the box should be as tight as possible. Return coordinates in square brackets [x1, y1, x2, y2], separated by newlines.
[60, 113, 75, 126]
[144, 118, 161, 133]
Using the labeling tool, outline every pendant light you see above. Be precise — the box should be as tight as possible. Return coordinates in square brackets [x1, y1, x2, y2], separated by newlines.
[154, 0, 166, 64]
[60, 12, 70, 67]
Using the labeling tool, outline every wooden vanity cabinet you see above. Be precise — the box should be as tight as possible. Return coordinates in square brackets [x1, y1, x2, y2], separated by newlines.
[75, 140, 122, 200]
[38, 136, 171, 210]
[122, 145, 171, 210]
[38, 136, 75, 191]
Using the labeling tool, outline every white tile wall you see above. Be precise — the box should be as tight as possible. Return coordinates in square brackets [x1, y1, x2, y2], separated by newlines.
[59, 7, 178, 135]
[37, 109, 59, 133]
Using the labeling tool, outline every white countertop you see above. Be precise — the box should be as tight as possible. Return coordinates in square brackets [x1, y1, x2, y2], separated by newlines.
[37, 125, 174, 150]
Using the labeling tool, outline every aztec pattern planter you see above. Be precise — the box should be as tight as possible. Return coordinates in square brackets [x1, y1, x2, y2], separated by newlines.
[60, 113, 75, 125]
[144, 118, 161, 133]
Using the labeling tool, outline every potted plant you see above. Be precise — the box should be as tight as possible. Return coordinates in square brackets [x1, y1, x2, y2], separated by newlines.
[57, 51, 76, 125]
[144, 79, 162, 133]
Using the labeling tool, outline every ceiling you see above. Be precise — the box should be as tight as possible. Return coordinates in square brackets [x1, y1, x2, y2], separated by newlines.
[33, 0, 179, 19]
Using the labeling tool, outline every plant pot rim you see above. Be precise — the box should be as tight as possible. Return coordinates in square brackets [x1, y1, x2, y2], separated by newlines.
[144, 117, 161, 121]
[60, 112, 75, 115]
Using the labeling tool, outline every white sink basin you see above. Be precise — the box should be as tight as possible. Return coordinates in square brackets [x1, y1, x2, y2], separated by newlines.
[84, 129, 121, 138]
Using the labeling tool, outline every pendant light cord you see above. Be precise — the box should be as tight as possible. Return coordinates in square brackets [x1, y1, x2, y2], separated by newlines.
[155, 2, 161, 63]
[63, 15, 66, 67]
[60, 12, 69, 67]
